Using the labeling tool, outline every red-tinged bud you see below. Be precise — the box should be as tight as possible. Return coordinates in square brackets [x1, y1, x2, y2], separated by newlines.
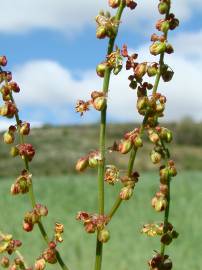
[34, 258, 46, 270]
[8, 82, 20, 93]
[166, 44, 174, 54]
[6, 72, 12, 82]
[20, 122, 30, 135]
[134, 63, 147, 80]
[10, 183, 20, 195]
[49, 241, 57, 249]
[133, 136, 143, 148]
[0, 56, 7, 66]
[0, 102, 17, 118]
[126, 0, 137, 10]
[120, 186, 133, 200]
[84, 222, 96, 233]
[43, 248, 57, 264]
[96, 62, 108, 78]
[158, 2, 169, 14]
[75, 156, 89, 172]
[150, 42, 166, 56]
[35, 204, 48, 217]
[147, 64, 158, 77]
[89, 151, 102, 168]
[96, 26, 107, 39]
[118, 139, 132, 154]
[23, 221, 34, 232]
[150, 150, 162, 164]
[121, 44, 128, 57]
[3, 132, 15, 144]
[0, 256, 9, 268]
[93, 96, 106, 111]
[98, 229, 110, 243]
[160, 184, 169, 195]
[108, 0, 120, 8]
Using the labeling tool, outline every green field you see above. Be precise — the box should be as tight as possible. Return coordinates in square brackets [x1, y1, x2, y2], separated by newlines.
[0, 171, 201, 270]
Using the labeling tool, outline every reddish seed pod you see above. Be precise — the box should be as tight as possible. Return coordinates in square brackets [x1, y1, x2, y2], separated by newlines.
[0, 56, 7, 66]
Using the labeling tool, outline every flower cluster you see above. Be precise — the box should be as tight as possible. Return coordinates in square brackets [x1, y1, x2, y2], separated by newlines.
[11, 170, 32, 195]
[0, 233, 22, 255]
[148, 253, 172, 270]
[76, 212, 110, 243]
[23, 204, 48, 232]
[76, 150, 102, 172]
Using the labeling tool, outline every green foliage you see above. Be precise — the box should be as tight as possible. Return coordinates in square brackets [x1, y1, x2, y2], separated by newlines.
[0, 121, 201, 177]
[0, 172, 201, 269]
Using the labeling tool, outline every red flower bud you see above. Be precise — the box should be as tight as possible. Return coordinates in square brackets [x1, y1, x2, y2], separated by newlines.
[23, 221, 34, 232]
[18, 143, 35, 161]
[118, 139, 132, 154]
[0, 256, 10, 268]
[75, 156, 89, 172]
[0, 56, 7, 66]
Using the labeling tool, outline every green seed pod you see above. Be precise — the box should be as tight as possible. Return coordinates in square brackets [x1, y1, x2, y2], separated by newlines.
[150, 42, 167, 56]
[96, 26, 107, 39]
[96, 63, 107, 78]
[158, 2, 169, 14]
[98, 229, 110, 243]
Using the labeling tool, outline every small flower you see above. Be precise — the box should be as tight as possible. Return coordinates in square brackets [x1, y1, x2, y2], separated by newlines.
[43, 248, 57, 264]
[141, 223, 163, 237]
[75, 100, 90, 116]
[55, 223, 64, 243]
[104, 165, 119, 185]
[88, 151, 102, 168]
[119, 186, 133, 200]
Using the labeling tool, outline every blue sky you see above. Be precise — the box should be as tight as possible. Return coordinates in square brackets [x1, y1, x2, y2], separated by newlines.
[0, 0, 202, 128]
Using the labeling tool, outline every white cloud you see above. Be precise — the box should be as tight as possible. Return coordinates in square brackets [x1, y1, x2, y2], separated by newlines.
[0, 0, 201, 34]
[12, 29, 202, 124]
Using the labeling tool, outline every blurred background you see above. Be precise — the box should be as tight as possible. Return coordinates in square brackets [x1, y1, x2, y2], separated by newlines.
[0, 1, 202, 270]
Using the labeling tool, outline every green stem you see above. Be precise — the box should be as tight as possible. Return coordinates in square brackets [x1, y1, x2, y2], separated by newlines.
[94, 2, 126, 270]
[10, 93, 70, 270]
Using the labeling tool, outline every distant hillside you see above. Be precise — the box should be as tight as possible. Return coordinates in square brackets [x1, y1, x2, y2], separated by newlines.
[0, 120, 202, 177]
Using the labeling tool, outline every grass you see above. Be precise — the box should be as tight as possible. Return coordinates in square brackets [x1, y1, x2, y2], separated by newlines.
[0, 171, 201, 269]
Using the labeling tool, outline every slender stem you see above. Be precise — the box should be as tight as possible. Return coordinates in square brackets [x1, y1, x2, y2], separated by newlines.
[15, 250, 28, 269]
[94, 2, 126, 270]
[10, 93, 70, 270]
